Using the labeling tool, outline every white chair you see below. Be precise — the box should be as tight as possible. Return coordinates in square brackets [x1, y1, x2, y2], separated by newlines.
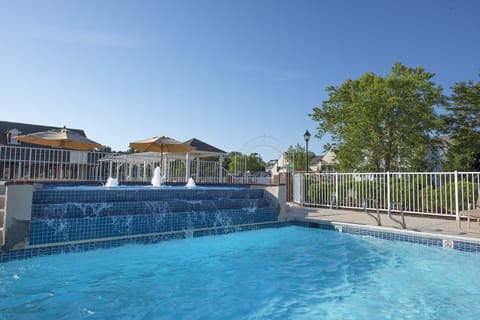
[459, 191, 480, 230]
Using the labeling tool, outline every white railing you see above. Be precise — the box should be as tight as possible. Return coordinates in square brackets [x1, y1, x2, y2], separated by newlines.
[0, 145, 287, 186]
[106, 159, 229, 184]
[0, 146, 231, 184]
[293, 171, 480, 220]
[190, 160, 228, 184]
[0, 145, 111, 181]
[230, 174, 273, 185]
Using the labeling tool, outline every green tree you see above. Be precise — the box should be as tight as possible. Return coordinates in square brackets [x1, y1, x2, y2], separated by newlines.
[310, 62, 444, 172]
[284, 144, 313, 172]
[224, 152, 266, 173]
[442, 78, 480, 171]
[98, 145, 113, 153]
[246, 153, 266, 172]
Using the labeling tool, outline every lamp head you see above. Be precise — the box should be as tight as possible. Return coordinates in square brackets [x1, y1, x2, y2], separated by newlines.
[304, 129, 311, 142]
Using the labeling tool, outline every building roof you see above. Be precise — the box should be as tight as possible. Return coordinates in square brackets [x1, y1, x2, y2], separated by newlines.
[0, 121, 86, 148]
[310, 156, 323, 164]
[183, 138, 226, 156]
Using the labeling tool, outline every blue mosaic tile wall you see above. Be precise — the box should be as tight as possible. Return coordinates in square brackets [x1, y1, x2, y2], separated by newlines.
[31, 198, 271, 218]
[29, 208, 278, 245]
[0, 221, 290, 263]
[28, 186, 279, 246]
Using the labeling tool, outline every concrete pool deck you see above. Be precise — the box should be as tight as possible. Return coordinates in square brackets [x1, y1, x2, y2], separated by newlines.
[285, 203, 480, 241]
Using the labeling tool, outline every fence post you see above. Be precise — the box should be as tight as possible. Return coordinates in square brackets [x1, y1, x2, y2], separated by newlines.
[387, 171, 391, 211]
[303, 173, 307, 204]
[335, 172, 339, 209]
[454, 170, 459, 221]
[219, 156, 224, 183]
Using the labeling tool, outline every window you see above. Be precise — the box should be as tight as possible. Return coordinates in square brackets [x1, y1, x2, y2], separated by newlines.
[6, 129, 21, 145]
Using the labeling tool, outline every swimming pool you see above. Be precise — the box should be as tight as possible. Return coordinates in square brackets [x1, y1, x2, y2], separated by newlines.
[1, 226, 479, 319]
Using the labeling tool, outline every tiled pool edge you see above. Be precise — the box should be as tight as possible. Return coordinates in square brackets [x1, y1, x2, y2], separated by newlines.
[3, 218, 480, 262]
[0, 221, 289, 262]
[292, 218, 480, 253]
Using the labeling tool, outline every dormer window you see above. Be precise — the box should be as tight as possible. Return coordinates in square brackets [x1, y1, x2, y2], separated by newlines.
[6, 128, 21, 145]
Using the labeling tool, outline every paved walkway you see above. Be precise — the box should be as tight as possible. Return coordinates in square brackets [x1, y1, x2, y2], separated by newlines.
[285, 203, 480, 241]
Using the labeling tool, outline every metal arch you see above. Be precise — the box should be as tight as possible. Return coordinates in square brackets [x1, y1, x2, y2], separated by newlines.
[243, 143, 286, 160]
[238, 134, 290, 154]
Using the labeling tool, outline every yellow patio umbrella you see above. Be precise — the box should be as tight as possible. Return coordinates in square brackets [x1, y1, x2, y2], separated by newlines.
[16, 128, 102, 179]
[129, 136, 194, 178]
[16, 128, 102, 151]
[129, 136, 193, 153]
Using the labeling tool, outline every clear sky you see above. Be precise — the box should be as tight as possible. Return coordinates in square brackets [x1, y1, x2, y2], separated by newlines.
[1, 0, 479, 161]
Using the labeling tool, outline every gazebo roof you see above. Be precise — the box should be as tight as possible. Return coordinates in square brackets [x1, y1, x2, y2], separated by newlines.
[99, 152, 164, 164]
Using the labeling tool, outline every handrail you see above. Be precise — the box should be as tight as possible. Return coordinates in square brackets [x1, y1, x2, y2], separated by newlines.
[0, 182, 6, 246]
[362, 198, 381, 226]
[388, 202, 406, 229]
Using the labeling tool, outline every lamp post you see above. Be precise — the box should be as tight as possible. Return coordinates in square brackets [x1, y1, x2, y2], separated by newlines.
[304, 129, 311, 173]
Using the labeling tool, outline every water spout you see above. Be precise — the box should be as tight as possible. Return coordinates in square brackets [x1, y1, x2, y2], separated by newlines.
[186, 177, 196, 188]
[105, 177, 119, 187]
[151, 167, 165, 187]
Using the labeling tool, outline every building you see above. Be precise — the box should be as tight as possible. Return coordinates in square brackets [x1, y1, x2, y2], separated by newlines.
[270, 150, 338, 175]
[0, 121, 87, 148]
[317, 150, 337, 172]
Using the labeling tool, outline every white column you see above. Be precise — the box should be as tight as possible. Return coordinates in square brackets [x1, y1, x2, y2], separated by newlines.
[185, 153, 190, 182]
[163, 155, 168, 181]
[196, 157, 200, 181]
[219, 155, 224, 183]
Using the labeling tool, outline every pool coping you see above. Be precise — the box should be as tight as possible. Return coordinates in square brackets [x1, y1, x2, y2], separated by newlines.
[292, 217, 480, 253]
[2, 217, 480, 263]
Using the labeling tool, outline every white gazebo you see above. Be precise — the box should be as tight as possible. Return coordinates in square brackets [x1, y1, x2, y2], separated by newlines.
[99, 138, 227, 183]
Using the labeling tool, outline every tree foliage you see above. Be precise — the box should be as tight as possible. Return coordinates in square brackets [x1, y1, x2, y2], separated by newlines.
[224, 152, 266, 173]
[284, 143, 314, 172]
[310, 62, 444, 172]
[442, 78, 480, 171]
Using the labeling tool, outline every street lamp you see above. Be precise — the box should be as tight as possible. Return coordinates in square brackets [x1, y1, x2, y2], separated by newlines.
[304, 129, 311, 173]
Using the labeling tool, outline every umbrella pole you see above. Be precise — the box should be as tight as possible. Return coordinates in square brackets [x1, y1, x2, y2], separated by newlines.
[161, 153, 165, 180]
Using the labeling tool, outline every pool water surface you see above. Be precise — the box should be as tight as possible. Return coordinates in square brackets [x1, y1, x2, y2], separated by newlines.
[1, 226, 479, 319]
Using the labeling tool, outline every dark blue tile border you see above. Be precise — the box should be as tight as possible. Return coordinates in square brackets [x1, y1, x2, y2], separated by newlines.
[299, 220, 480, 253]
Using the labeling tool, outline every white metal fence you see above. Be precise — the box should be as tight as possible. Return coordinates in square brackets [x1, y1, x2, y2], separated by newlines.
[293, 172, 480, 220]
[229, 173, 283, 185]
[0, 146, 111, 181]
[0, 145, 285, 185]
[106, 158, 229, 184]
[0, 146, 230, 184]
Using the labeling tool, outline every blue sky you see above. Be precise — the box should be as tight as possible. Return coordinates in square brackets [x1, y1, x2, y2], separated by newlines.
[1, 0, 479, 161]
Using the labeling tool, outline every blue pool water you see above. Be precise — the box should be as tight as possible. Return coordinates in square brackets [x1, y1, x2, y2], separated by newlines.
[1, 226, 480, 319]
